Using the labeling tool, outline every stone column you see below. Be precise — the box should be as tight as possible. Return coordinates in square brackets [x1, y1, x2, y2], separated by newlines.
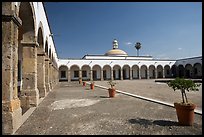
[120, 69, 123, 80]
[49, 61, 52, 90]
[155, 69, 158, 79]
[2, 8, 22, 134]
[20, 41, 39, 111]
[68, 69, 71, 82]
[163, 69, 165, 78]
[147, 69, 150, 79]
[37, 52, 47, 98]
[130, 68, 132, 80]
[45, 57, 50, 92]
[101, 70, 104, 81]
[79, 69, 82, 82]
[138, 69, 141, 79]
[90, 69, 93, 81]
[111, 69, 114, 80]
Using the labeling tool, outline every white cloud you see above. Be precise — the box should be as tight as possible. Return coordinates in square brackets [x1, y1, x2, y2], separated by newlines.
[124, 42, 132, 46]
[178, 48, 182, 50]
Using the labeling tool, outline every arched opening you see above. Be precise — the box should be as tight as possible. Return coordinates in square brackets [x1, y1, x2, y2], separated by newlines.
[171, 65, 177, 78]
[149, 65, 155, 79]
[113, 65, 121, 80]
[132, 65, 139, 79]
[178, 65, 185, 78]
[70, 65, 80, 81]
[44, 40, 50, 92]
[122, 65, 130, 80]
[92, 65, 101, 81]
[157, 65, 163, 78]
[140, 65, 147, 79]
[81, 65, 91, 81]
[193, 63, 202, 79]
[59, 65, 68, 81]
[103, 65, 111, 80]
[37, 26, 46, 98]
[18, 2, 36, 114]
[185, 64, 193, 78]
[164, 65, 171, 78]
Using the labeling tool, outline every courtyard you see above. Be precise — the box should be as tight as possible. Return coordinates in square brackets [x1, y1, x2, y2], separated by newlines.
[14, 80, 202, 135]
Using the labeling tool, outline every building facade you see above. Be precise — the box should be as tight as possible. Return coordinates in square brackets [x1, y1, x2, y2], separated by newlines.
[58, 40, 202, 82]
[2, 2, 202, 135]
[2, 2, 59, 134]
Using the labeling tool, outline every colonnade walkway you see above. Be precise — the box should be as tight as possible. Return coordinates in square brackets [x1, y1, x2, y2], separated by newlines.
[14, 80, 202, 135]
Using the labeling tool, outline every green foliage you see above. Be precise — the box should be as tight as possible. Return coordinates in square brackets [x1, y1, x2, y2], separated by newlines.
[107, 80, 117, 88]
[167, 77, 201, 104]
[167, 77, 200, 92]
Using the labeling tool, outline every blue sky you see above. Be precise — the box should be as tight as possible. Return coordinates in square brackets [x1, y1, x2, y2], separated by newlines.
[44, 2, 202, 60]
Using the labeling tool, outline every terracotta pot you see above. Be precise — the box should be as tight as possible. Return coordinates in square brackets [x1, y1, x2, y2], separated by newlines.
[79, 79, 82, 84]
[174, 102, 196, 126]
[83, 82, 86, 86]
[108, 88, 116, 98]
[90, 83, 94, 90]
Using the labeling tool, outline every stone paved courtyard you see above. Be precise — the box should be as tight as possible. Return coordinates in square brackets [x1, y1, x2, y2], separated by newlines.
[14, 80, 202, 135]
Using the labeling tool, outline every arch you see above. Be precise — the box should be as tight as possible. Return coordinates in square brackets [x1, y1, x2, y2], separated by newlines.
[113, 65, 121, 80]
[177, 64, 185, 78]
[185, 64, 193, 78]
[171, 65, 177, 78]
[193, 63, 202, 79]
[103, 65, 111, 80]
[132, 65, 139, 79]
[92, 65, 102, 80]
[157, 65, 163, 78]
[122, 65, 130, 80]
[59, 65, 68, 81]
[140, 65, 147, 79]
[37, 21, 45, 50]
[164, 65, 171, 78]
[81, 65, 91, 81]
[37, 25, 46, 98]
[17, 2, 37, 114]
[70, 65, 80, 81]
[149, 65, 156, 79]
[18, 2, 36, 42]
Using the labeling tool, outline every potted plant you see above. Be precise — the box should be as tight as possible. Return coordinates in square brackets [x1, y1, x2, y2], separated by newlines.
[90, 81, 95, 90]
[167, 77, 200, 126]
[83, 81, 86, 87]
[107, 80, 117, 98]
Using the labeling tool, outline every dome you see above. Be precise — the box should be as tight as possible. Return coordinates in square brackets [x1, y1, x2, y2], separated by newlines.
[105, 49, 128, 56]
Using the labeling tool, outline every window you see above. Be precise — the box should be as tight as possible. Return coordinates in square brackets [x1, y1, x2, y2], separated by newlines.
[82, 71, 87, 77]
[61, 71, 66, 78]
[74, 71, 79, 78]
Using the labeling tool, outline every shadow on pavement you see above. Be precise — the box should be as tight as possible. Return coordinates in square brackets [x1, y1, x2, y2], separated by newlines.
[128, 118, 178, 127]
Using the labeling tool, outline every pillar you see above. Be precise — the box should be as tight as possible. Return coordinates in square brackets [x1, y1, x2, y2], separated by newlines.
[130, 68, 132, 80]
[90, 69, 93, 81]
[2, 7, 22, 134]
[111, 69, 114, 80]
[68, 69, 71, 82]
[37, 52, 47, 98]
[45, 57, 50, 92]
[120, 69, 123, 80]
[101, 70, 104, 81]
[163, 69, 165, 78]
[147, 68, 150, 79]
[155, 69, 158, 79]
[20, 41, 39, 111]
